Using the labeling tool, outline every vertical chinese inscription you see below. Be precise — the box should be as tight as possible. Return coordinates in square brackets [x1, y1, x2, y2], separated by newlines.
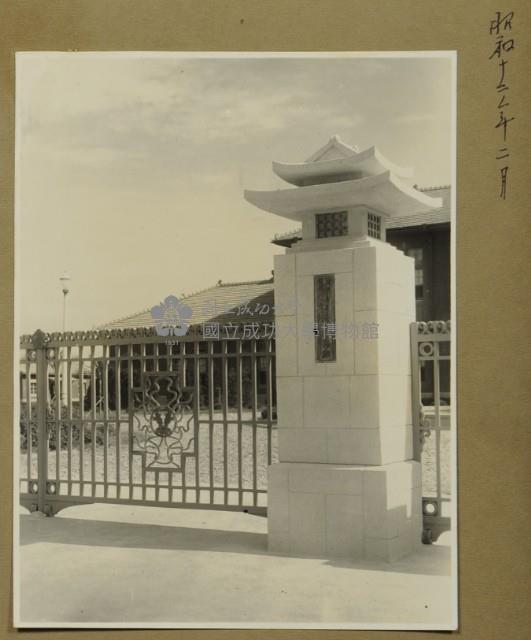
[489, 10, 515, 199]
[314, 274, 336, 362]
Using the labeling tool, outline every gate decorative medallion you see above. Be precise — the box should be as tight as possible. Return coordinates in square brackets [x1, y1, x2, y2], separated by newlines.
[132, 372, 196, 472]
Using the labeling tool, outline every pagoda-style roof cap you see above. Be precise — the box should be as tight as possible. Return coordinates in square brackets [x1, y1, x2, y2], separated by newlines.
[273, 135, 413, 186]
[244, 171, 442, 222]
[305, 134, 359, 162]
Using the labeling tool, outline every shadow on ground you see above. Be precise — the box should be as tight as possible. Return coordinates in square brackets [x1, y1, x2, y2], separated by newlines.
[20, 513, 451, 577]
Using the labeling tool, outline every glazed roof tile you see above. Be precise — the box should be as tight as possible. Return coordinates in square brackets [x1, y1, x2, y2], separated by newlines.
[100, 279, 275, 330]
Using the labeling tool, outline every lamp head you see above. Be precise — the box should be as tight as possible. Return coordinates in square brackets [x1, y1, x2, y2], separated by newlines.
[60, 272, 71, 295]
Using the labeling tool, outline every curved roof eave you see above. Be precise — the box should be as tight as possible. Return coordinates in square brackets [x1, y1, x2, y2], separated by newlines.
[272, 146, 413, 185]
[244, 172, 442, 221]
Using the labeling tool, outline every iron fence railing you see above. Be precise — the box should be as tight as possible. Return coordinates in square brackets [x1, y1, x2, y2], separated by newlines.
[19, 321, 452, 543]
[18, 327, 276, 516]
[410, 320, 452, 543]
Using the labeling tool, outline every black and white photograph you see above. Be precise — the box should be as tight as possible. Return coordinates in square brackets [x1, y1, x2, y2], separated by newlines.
[14, 51, 457, 629]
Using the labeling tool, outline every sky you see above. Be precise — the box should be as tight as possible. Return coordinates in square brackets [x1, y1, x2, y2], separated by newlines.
[16, 53, 454, 334]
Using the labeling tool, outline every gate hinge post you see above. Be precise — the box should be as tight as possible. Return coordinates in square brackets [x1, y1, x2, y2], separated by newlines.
[31, 329, 49, 514]
[410, 321, 422, 463]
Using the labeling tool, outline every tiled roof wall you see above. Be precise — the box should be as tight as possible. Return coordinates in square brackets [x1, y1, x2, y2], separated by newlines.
[101, 280, 275, 330]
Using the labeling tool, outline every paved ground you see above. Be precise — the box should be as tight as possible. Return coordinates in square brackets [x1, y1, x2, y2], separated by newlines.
[16, 503, 455, 629]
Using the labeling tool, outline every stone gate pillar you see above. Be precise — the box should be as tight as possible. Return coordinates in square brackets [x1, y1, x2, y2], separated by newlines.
[244, 136, 442, 561]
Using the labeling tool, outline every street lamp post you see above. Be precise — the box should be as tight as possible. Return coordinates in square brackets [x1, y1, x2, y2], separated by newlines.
[59, 272, 70, 406]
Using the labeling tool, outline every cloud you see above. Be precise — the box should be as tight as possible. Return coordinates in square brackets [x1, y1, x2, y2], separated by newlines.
[393, 113, 438, 125]
[18, 57, 371, 164]
[327, 114, 364, 129]
[17, 54, 451, 197]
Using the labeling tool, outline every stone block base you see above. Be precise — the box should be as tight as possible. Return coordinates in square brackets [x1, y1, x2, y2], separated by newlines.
[267, 461, 422, 562]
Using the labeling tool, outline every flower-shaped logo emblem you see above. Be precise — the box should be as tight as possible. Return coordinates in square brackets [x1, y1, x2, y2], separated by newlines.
[151, 296, 193, 337]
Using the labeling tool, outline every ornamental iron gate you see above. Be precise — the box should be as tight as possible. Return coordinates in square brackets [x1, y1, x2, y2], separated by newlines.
[19, 321, 452, 543]
[410, 320, 452, 543]
[19, 327, 277, 516]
